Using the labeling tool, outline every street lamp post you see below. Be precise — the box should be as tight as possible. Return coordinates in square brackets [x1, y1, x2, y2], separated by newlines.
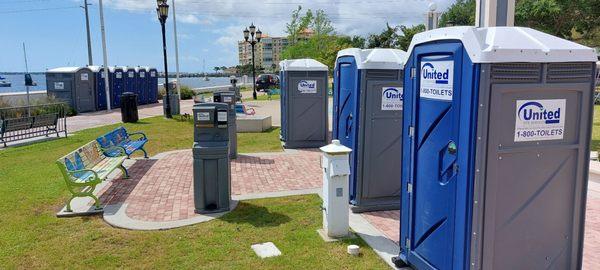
[243, 23, 262, 100]
[157, 0, 172, 118]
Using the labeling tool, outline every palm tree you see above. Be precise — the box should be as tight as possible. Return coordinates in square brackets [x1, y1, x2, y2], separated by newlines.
[213, 66, 220, 73]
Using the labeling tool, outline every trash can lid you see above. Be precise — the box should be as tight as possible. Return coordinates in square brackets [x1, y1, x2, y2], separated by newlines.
[336, 48, 408, 70]
[279, 59, 329, 72]
[406, 26, 598, 63]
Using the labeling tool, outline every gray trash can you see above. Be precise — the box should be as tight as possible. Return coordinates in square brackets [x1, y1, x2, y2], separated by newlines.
[120, 92, 139, 123]
[213, 90, 237, 159]
[192, 102, 231, 214]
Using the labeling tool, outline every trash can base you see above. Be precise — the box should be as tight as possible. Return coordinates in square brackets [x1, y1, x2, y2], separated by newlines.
[194, 207, 230, 215]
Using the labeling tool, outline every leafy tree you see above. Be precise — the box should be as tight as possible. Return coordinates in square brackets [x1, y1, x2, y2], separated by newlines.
[366, 23, 400, 48]
[213, 67, 220, 73]
[438, 0, 476, 27]
[397, 24, 426, 51]
[285, 6, 313, 44]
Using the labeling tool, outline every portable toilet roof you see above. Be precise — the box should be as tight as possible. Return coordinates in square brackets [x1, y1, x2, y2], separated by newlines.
[336, 48, 408, 69]
[46, 67, 90, 73]
[407, 26, 597, 63]
[279, 59, 328, 71]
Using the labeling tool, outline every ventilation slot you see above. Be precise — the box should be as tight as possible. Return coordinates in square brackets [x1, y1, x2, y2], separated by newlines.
[491, 63, 541, 83]
[366, 70, 398, 79]
[547, 63, 593, 83]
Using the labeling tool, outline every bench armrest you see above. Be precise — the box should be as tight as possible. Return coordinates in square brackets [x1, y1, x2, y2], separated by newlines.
[101, 145, 127, 157]
[128, 132, 147, 141]
[66, 169, 99, 183]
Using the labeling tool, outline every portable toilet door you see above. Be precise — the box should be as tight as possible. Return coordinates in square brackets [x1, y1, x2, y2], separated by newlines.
[74, 67, 96, 112]
[46, 68, 76, 109]
[124, 67, 137, 96]
[110, 67, 125, 108]
[279, 59, 329, 148]
[333, 48, 407, 212]
[398, 26, 597, 270]
[136, 67, 148, 105]
[89, 66, 109, 111]
[148, 68, 158, 103]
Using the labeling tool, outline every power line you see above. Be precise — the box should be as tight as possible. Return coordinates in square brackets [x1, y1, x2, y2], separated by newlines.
[0, 6, 79, 14]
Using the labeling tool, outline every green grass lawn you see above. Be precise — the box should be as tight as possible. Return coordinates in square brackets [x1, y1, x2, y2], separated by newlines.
[0, 116, 387, 269]
[592, 105, 600, 151]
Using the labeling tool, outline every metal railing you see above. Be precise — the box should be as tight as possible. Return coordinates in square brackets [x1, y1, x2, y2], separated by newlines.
[0, 103, 68, 147]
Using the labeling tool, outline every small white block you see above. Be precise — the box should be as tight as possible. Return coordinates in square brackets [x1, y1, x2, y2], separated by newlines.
[251, 242, 282, 258]
[347, 244, 360, 256]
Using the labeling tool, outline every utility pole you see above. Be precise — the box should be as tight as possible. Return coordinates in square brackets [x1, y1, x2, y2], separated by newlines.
[476, 0, 515, 27]
[98, 0, 111, 110]
[82, 0, 93, 66]
[22, 42, 31, 116]
[171, 0, 181, 99]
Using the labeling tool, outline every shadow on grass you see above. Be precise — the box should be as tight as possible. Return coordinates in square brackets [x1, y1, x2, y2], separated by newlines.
[220, 202, 291, 227]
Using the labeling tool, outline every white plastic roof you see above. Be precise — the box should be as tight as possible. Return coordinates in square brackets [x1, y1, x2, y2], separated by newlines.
[87, 66, 106, 72]
[407, 26, 598, 63]
[279, 59, 328, 71]
[46, 67, 90, 73]
[336, 48, 408, 70]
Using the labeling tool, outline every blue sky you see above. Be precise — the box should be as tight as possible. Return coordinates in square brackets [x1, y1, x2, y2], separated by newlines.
[0, 0, 453, 72]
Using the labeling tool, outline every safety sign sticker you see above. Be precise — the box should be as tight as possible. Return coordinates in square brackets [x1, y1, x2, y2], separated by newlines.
[514, 99, 566, 142]
[81, 73, 89, 81]
[218, 111, 228, 122]
[381, 87, 403, 111]
[54, 82, 64, 90]
[197, 112, 210, 121]
[420, 60, 453, 101]
[140, 72, 145, 78]
[116, 72, 123, 79]
[128, 71, 134, 78]
[298, 80, 317, 94]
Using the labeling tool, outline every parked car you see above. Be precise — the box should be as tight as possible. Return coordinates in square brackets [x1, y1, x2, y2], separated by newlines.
[255, 74, 279, 91]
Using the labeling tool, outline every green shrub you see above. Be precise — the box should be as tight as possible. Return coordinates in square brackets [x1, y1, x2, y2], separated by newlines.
[158, 85, 196, 100]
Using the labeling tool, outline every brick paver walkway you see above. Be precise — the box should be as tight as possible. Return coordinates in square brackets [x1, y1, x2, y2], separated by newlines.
[96, 149, 322, 222]
[363, 181, 600, 269]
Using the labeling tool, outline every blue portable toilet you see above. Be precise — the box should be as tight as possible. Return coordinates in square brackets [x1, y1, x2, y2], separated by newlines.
[135, 67, 149, 105]
[88, 66, 111, 111]
[124, 66, 138, 100]
[148, 67, 159, 103]
[333, 48, 407, 212]
[110, 67, 126, 108]
[396, 26, 597, 270]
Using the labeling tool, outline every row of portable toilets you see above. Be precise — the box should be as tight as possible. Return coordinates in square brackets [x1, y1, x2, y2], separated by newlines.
[46, 66, 159, 113]
[279, 26, 598, 270]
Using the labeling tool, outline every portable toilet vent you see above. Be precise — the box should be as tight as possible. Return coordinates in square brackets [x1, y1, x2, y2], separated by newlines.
[332, 48, 408, 212]
[397, 26, 597, 270]
[279, 58, 329, 148]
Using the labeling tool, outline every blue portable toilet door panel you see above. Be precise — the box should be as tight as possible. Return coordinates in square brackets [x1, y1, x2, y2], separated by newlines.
[405, 42, 468, 270]
[333, 56, 360, 199]
[96, 71, 107, 110]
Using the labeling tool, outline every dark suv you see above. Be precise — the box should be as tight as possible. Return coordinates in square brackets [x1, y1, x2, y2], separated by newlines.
[255, 74, 279, 91]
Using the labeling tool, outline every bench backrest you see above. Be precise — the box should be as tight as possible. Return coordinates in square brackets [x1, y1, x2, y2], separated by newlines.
[57, 141, 105, 171]
[96, 127, 129, 149]
[2, 117, 34, 132]
[31, 113, 59, 128]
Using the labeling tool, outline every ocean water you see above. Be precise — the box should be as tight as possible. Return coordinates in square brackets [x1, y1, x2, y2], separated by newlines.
[0, 73, 241, 93]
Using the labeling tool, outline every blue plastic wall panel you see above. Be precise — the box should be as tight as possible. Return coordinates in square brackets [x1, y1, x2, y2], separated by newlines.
[148, 69, 158, 103]
[137, 69, 148, 105]
[400, 40, 479, 270]
[95, 70, 108, 111]
[332, 56, 360, 201]
[111, 69, 125, 108]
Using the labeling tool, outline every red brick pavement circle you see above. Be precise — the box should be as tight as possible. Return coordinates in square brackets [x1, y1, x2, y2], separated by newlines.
[97, 150, 322, 222]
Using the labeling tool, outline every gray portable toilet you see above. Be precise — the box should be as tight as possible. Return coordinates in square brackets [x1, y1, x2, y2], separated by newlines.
[332, 48, 407, 212]
[46, 67, 96, 113]
[279, 59, 329, 149]
[397, 26, 597, 270]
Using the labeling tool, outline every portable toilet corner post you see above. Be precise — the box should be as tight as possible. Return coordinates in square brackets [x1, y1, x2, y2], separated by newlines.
[333, 48, 407, 212]
[148, 67, 159, 104]
[279, 59, 329, 148]
[398, 26, 597, 270]
[110, 67, 125, 108]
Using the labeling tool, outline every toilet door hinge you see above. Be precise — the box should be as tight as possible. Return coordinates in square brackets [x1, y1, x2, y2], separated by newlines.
[407, 183, 413, 194]
[410, 67, 416, 79]
[408, 126, 414, 138]
[405, 238, 411, 249]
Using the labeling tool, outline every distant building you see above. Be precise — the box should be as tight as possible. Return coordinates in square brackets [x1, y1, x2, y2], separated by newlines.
[238, 30, 314, 72]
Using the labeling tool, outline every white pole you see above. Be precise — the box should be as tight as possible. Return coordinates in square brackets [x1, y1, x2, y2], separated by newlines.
[476, 0, 515, 27]
[172, 0, 181, 98]
[22, 42, 31, 116]
[98, 0, 112, 111]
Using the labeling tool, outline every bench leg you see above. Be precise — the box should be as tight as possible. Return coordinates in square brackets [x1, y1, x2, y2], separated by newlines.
[66, 196, 75, 212]
[119, 164, 130, 179]
[90, 194, 102, 210]
[141, 147, 149, 159]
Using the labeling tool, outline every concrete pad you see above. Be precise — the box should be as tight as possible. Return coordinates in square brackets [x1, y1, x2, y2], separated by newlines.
[237, 115, 272, 132]
[251, 242, 282, 258]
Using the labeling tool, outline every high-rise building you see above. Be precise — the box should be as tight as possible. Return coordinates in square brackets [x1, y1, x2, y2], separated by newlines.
[238, 30, 313, 72]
